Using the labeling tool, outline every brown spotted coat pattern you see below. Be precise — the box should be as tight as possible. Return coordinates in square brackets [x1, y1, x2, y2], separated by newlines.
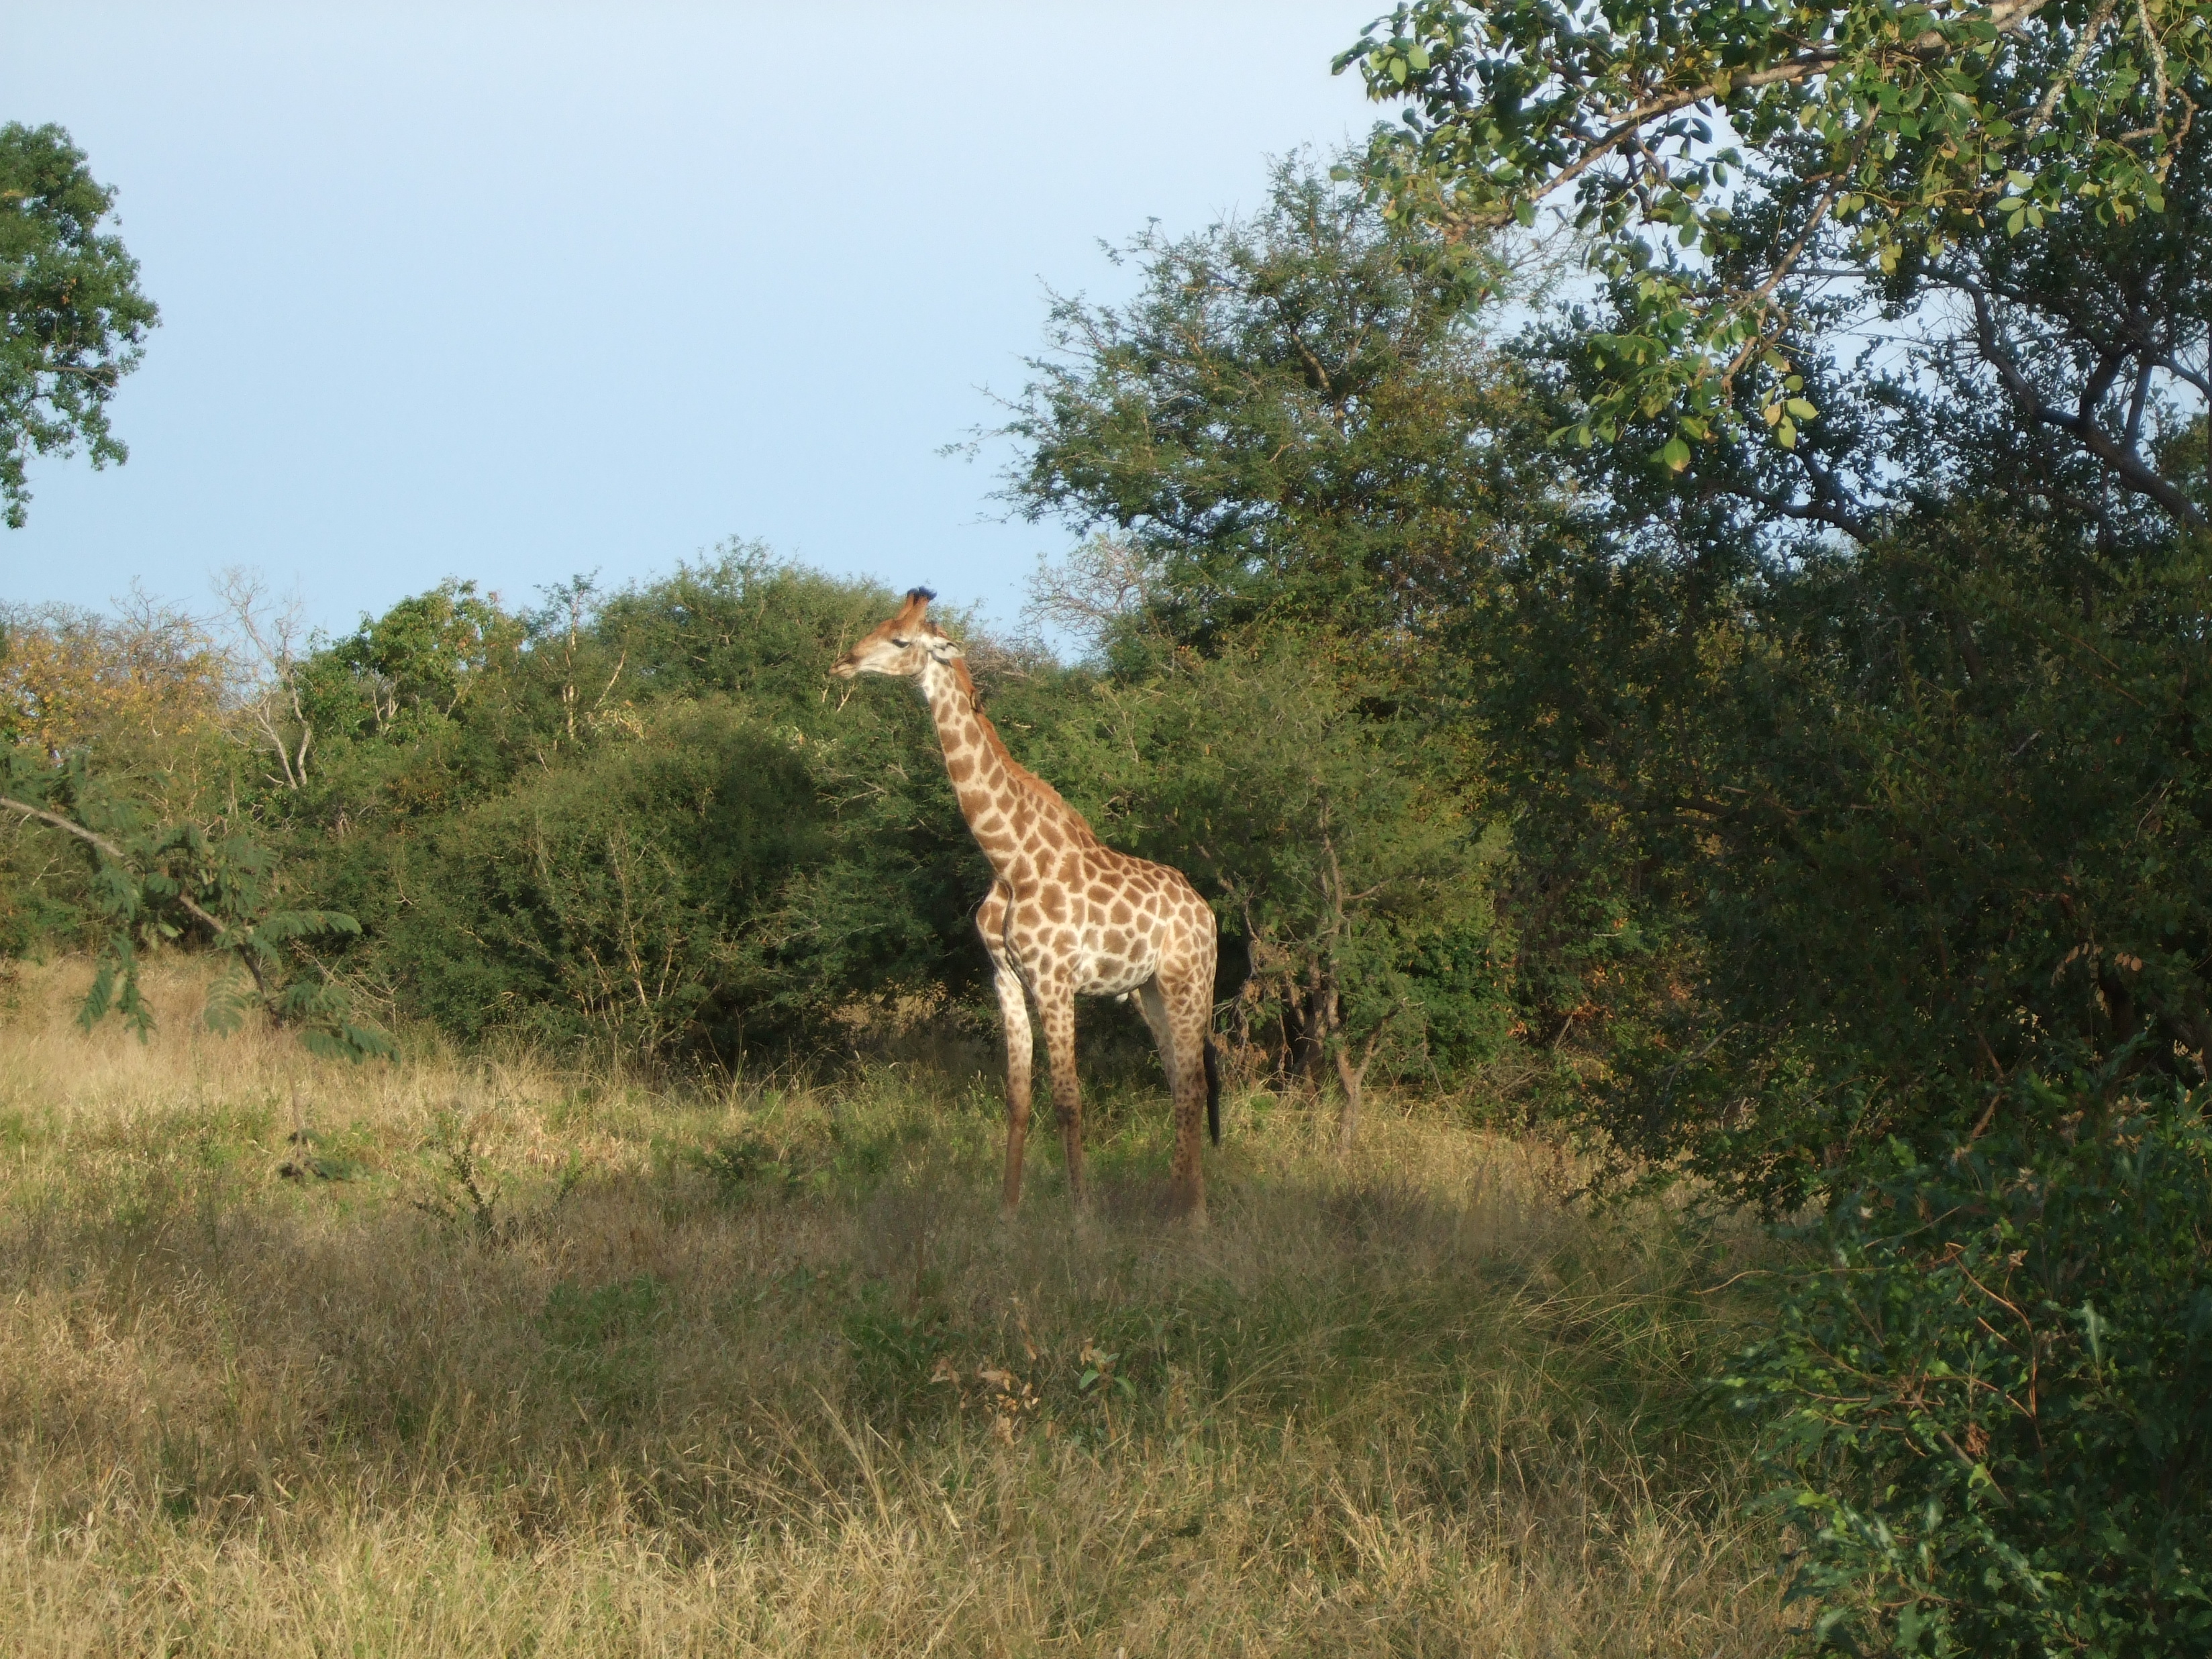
[832, 589, 1217, 1219]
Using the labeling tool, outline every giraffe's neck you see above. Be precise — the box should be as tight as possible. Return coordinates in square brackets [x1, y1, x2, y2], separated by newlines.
[917, 658, 1097, 877]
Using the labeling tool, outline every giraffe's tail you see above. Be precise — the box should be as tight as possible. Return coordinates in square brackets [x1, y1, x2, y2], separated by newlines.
[1203, 1038, 1221, 1146]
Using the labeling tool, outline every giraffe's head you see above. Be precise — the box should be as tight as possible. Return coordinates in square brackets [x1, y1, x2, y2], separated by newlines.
[831, 587, 964, 681]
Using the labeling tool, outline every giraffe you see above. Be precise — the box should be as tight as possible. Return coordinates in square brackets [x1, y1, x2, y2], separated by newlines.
[832, 588, 1221, 1220]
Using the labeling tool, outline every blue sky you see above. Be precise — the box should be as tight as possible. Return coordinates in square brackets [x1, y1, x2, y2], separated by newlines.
[1, 3, 1380, 642]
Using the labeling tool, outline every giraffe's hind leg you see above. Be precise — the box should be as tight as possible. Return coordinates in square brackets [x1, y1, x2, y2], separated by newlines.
[1142, 967, 1211, 1223]
[1134, 976, 1178, 1083]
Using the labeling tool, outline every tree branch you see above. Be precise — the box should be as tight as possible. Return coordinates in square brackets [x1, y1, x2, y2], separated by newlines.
[1445, 0, 2058, 231]
[0, 793, 230, 940]
[1955, 275, 2207, 527]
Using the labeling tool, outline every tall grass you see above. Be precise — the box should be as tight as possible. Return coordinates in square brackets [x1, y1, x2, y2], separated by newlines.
[0, 959, 1791, 1655]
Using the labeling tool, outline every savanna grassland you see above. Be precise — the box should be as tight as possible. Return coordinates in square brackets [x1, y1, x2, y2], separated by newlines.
[15, 26, 2212, 1642]
[0, 959, 1790, 1657]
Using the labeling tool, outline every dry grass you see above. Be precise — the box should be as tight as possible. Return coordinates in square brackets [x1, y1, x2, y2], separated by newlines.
[0, 958, 1793, 1656]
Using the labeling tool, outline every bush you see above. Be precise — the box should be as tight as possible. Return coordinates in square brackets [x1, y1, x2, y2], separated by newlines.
[280, 553, 993, 1061]
[1728, 1087, 2212, 1655]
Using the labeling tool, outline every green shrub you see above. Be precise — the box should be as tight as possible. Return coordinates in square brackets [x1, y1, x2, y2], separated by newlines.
[283, 554, 992, 1062]
[1728, 1088, 2212, 1654]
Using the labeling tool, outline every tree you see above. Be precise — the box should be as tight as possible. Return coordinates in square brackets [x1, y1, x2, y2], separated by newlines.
[217, 569, 317, 792]
[1001, 154, 1542, 654]
[0, 596, 237, 953]
[999, 160, 1571, 1123]
[0, 594, 228, 762]
[1340, 1, 2212, 497]
[1300, 15, 2212, 1203]
[1478, 481, 2212, 1208]
[307, 578, 517, 744]
[0, 123, 158, 528]
[0, 611, 381, 1063]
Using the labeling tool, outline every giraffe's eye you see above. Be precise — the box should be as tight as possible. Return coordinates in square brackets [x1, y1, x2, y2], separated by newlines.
[890, 636, 909, 646]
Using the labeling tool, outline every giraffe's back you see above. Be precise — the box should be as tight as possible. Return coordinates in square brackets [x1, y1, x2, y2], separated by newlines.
[988, 844, 1213, 999]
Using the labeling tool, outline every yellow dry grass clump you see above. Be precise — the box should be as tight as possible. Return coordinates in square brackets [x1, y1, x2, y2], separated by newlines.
[0, 958, 1793, 1656]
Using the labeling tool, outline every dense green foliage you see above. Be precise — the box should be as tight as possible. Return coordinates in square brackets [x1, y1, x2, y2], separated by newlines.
[0, 122, 158, 527]
[274, 550, 1515, 1084]
[1472, 459, 2212, 1207]
[0, 542, 1517, 1083]
[1731, 1093, 2212, 1654]
[0, 753, 383, 1060]
[264, 555, 990, 1061]
[1340, 0, 2212, 500]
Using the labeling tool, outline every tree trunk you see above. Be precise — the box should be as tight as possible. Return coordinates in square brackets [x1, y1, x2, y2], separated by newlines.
[1327, 990, 1379, 1158]
[1333, 1038, 1362, 1156]
[1284, 969, 1329, 1087]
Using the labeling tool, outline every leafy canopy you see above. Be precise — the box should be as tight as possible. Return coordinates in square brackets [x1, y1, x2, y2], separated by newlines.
[0, 123, 158, 528]
[1001, 156, 1531, 650]
[1339, 0, 2212, 467]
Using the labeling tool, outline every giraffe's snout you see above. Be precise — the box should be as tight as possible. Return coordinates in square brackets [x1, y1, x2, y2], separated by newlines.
[830, 656, 859, 679]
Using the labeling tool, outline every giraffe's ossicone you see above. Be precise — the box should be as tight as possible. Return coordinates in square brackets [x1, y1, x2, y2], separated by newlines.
[832, 588, 1221, 1220]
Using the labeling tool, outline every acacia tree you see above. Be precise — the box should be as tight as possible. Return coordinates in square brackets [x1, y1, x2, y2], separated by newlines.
[0, 123, 158, 528]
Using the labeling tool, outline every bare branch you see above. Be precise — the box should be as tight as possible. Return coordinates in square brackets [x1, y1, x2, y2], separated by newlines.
[1955, 274, 2208, 528]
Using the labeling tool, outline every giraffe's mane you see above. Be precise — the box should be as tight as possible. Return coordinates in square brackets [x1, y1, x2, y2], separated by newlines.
[946, 656, 1101, 846]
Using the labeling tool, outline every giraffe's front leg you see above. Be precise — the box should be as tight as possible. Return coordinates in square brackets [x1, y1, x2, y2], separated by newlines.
[991, 958, 1035, 1212]
[1037, 985, 1087, 1209]
[978, 888, 1034, 1213]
